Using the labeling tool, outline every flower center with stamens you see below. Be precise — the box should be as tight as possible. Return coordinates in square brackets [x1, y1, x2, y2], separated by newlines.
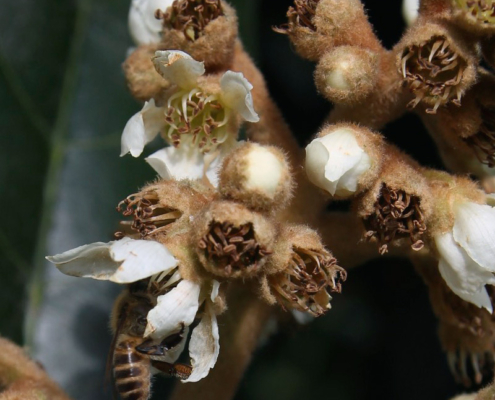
[454, 0, 495, 24]
[273, 0, 320, 34]
[464, 105, 495, 168]
[164, 88, 229, 152]
[400, 36, 467, 114]
[198, 221, 271, 276]
[159, 0, 224, 41]
[270, 248, 346, 317]
[116, 191, 182, 238]
[363, 184, 426, 255]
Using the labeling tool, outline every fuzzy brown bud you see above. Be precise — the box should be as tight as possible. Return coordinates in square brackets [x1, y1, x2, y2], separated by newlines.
[314, 46, 379, 105]
[219, 142, 294, 213]
[193, 201, 276, 279]
[159, 0, 238, 70]
[123, 44, 171, 102]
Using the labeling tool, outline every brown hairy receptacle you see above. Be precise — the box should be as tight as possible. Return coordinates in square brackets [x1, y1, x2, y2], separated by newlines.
[270, 247, 346, 317]
[160, 0, 224, 41]
[400, 35, 466, 113]
[464, 105, 495, 168]
[116, 191, 182, 238]
[363, 184, 426, 255]
[273, 0, 320, 34]
[198, 221, 272, 276]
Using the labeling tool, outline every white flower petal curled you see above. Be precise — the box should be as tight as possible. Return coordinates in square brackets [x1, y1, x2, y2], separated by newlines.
[121, 99, 164, 157]
[220, 71, 259, 123]
[183, 302, 219, 382]
[436, 232, 495, 312]
[128, 0, 173, 46]
[46, 237, 178, 284]
[144, 280, 201, 339]
[453, 202, 495, 272]
[305, 128, 371, 197]
[153, 50, 205, 89]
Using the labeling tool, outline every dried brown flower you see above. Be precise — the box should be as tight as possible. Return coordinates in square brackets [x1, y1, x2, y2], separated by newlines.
[270, 247, 346, 317]
[363, 184, 427, 254]
[160, 0, 224, 41]
[400, 35, 467, 113]
[273, 0, 320, 34]
[198, 221, 272, 276]
[116, 190, 182, 238]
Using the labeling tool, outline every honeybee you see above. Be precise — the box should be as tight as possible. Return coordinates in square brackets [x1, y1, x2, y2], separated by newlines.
[108, 280, 192, 400]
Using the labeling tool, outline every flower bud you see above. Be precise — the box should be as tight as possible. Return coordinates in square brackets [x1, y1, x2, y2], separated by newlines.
[305, 124, 381, 198]
[396, 20, 477, 113]
[123, 44, 171, 102]
[193, 201, 276, 279]
[402, 0, 419, 26]
[218, 143, 293, 212]
[159, 0, 238, 70]
[314, 46, 379, 105]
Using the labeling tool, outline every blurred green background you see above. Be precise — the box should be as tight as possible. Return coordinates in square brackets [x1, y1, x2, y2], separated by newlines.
[0, 0, 474, 399]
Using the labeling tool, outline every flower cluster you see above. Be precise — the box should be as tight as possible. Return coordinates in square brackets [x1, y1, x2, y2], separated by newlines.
[276, 0, 495, 388]
[42, 0, 495, 397]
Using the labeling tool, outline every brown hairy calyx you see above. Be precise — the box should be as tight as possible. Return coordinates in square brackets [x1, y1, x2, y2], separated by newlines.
[454, 0, 495, 25]
[400, 36, 466, 114]
[273, 0, 320, 34]
[116, 191, 182, 238]
[465, 105, 495, 168]
[270, 247, 346, 317]
[363, 184, 426, 255]
[198, 221, 271, 275]
[160, 0, 224, 41]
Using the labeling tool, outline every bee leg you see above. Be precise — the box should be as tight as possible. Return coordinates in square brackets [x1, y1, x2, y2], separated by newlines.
[135, 339, 166, 356]
[151, 360, 193, 380]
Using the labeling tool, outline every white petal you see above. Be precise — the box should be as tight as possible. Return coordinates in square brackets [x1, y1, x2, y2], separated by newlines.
[128, 0, 174, 46]
[305, 128, 371, 197]
[453, 202, 495, 272]
[46, 237, 178, 284]
[121, 99, 164, 157]
[435, 233, 495, 312]
[144, 280, 201, 339]
[402, 0, 419, 26]
[183, 302, 219, 382]
[153, 50, 205, 89]
[220, 71, 259, 123]
[146, 142, 227, 187]
[210, 280, 220, 302]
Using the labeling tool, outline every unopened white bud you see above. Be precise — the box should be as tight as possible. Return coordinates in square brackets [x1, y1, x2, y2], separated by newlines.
[305, 128, 371, 197]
